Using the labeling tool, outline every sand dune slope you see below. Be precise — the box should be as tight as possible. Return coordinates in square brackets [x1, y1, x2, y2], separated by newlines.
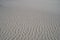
[0, 0, 60, 40]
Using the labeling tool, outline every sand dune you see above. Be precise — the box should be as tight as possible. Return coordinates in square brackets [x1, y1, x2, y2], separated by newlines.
[0, 0, 60, 40]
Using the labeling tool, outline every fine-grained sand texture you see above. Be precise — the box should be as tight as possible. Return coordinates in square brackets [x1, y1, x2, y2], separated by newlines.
[0, 0, 60, 40]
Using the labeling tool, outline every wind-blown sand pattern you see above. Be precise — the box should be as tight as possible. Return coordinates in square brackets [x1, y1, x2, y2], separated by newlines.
[0, 0, 60, 40]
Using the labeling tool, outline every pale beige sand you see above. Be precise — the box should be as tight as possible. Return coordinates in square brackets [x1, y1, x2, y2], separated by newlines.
[0, 0, 60, 40]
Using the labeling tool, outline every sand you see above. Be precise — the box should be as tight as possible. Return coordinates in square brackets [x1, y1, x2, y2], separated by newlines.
[0, 0, 60, 40]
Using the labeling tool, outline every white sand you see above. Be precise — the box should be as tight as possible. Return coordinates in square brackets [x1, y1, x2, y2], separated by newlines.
[0, 0, 60, 40]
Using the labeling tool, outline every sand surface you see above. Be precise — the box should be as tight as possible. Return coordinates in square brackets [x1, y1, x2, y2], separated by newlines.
[0, 0, 60, 40]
